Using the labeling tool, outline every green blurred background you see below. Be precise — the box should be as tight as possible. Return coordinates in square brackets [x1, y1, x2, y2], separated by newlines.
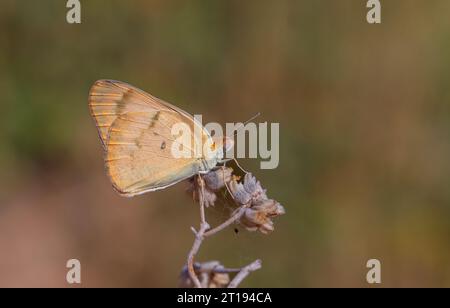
[0, 0, 449, 287]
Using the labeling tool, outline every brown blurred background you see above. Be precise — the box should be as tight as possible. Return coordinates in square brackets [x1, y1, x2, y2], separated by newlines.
[0, 0, 449, 287]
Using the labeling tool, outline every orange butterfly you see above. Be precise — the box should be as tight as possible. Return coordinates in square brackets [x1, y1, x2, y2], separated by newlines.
[89, 80, 231, 197]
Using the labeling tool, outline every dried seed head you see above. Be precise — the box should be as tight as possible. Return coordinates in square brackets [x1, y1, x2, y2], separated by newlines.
[178, 265, 196, 288]
[228, 173, 285, 234]
[178, 261, 230, 288]
[239, 199, 285, 234]
[208, 272, 230, 288]
[253, 199, 286, 217]
[229, 180, 252, 205]
[203, 167, 233, 191]
[187, 168, 233, 207]
[187, 179, 217, 207]
[188, 168, 285, 234]
[200, 188, 218, 208]
[229, 173, 268, 205]
[242, 173, 268, 202]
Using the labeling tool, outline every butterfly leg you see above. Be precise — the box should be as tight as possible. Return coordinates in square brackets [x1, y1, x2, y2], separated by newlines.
[218, 158, 249, 174]
[232, 158, 250, 174]
[220, 163, 240, 203]
[220, 163, 231, 198]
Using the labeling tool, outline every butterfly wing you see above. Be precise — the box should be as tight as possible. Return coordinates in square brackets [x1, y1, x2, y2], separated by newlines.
[89, 80, 212, 197]
[89, 79, 197, 150]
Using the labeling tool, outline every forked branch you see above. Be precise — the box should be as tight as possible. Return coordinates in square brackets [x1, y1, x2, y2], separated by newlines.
[182, 167, 284, 288]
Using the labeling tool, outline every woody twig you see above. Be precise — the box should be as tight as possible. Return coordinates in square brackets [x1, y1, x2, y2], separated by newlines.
[182, 166, 285, 288]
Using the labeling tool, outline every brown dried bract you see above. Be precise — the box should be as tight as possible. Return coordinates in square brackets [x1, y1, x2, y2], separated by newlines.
[187, 167, 233, 207]
[229, 173, 285, 234]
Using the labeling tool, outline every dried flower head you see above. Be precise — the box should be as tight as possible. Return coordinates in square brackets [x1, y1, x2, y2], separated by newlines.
[187, 167, 233, 207]
[208, 272, 230, 288]
[179, 261, 230, 288]
[229, 173, 267, 205]
[203, 167, 233, 191]
[189, 169, 284, 234]
[229, 173, 285, 234]
[239, 199, 285, 234]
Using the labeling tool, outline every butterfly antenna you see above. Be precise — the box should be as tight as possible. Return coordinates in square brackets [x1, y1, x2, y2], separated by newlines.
[228, 113, 260, 175]
[233, 112, 261, 136]
[233, 158, 250, 175]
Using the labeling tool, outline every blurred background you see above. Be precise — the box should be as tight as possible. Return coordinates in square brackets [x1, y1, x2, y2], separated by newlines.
[0, 0, 449, 287]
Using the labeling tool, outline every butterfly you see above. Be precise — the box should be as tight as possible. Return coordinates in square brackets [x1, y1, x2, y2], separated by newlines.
[89, 80, 233, 197]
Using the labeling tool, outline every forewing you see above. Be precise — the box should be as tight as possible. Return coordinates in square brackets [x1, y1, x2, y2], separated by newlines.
[89, 80, 214, 196]
[89, 79, 179, 150]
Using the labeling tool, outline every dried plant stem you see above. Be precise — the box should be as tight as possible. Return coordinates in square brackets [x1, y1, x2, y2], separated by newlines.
[204, 205, 248, 237]
[186, 175, 261, 288]
[210, 267, 242, 274]
[186, 176, 211, 288]
[227, 259, 262, 288]
[198, 176, 206, 224]
[187, 222, 209, 288]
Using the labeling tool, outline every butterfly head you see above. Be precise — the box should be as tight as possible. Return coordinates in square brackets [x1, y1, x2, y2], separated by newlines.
[210, 136, 234, 162]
